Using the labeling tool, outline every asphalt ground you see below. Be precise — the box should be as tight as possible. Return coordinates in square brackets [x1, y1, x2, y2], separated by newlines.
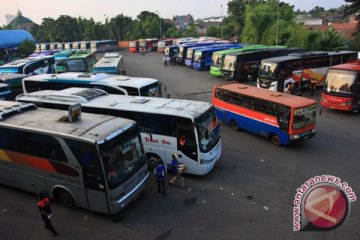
[0, 51, 359, 240]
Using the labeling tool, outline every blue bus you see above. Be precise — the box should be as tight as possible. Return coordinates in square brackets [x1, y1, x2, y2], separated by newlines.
[90, 40, 118, 53]
[0, 83, 11, 99]
[192, 44, 243, 71]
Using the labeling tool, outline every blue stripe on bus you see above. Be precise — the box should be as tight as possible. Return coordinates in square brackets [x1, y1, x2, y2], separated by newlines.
[215, 107, 290, 144]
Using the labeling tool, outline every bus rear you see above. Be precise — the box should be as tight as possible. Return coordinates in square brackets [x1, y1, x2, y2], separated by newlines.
[212, 83, 317, 145]
[321, 60, 360, 112]
[129, 41, 138, 53]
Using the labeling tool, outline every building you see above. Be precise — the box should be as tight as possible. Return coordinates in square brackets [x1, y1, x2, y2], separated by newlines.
[173, 14, 194, 31]
[303, 18, 323, 26]
[8, 10, 36, 32]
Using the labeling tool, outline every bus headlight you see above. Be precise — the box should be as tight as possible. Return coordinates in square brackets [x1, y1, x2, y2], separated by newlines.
[200, 159, 212, 165]
[290, 134, 300, 140]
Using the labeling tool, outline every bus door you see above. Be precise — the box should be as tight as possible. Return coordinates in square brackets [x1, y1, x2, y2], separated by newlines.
[176, 124, 198, 170]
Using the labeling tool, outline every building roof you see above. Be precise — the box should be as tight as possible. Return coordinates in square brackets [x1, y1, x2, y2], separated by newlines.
[0, 30, 35, 49]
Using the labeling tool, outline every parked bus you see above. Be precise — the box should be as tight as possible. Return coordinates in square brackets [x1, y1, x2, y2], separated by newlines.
[80, 41, 91, 50]
[0, 83, 11, 99]
[164, 45, 179, 58]
[90, 40, 118, 52]
[35, 44, 41, 53]
[22, 72, 163, 97]
[49, 42, 61, 51]
[222, 48, 305, 82]
[64, 42, 73, 50]
[128, 41, 139, 53]
[175, 42, 218, 65]
[192, 44, 243, 70]
[320, 60, 360, 112]
[0, 73, 26, 99]
[0, 100, 148, 214]
[185, 45, 221, 67]
[72, 42, 81, 50]
[212, 83, 317, 145]
[257, 51, 358, 92]
[0, 56, 55, 75]
[92, 52, 124, 74]
[40, 43, 50, 51]
[54, 50, 76, 73]
[68, 50, 97, 73]
[17, 88, 222, 175]
[139, 39, 158, 53]
[29, 50, 58, 58]
[210, 45, 272, 77]
[158, 39, 174, 53]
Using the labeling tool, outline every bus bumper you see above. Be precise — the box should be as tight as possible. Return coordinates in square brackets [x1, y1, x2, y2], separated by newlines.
[320, 95, 354, 111]
[109, 172, 149, 214]
[184, 59, 193, 67]
[289, 130, 316, 144]
[210, 67, 222, 77]
[198, 140, 222, 175]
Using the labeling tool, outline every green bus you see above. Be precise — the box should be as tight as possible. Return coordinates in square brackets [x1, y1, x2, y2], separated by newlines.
[54, 50, 76, 73]
[210, 45, 282, 77]
[68, 50, 97, 73]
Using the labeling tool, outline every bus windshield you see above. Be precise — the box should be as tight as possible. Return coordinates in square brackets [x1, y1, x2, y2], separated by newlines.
[211, 53, 222, 67]
[292, 104, 317, 130]
[99, 126, 146, 189]
[68, 60, 86, 72]
[324, 69, 357, 96]
[186, 49, 194, 59]
[223, 55, 236, 71]
[258, 62, 279, 79]
[193, 52, 202, 62]
[195, 107, 220, 153]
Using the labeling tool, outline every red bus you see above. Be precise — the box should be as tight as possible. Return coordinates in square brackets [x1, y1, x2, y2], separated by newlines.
[129, 41, 139, 53]
[157, 39, 174, 53]
[212, 83, 317, 145]
[321, 60, 360, 113]
[139, 39, 158, 53]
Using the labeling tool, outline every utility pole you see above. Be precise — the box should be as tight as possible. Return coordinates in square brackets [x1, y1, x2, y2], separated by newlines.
[156, 11, 162, 38]
[104, 15, 111, 40]
[276, 0, 280, 46]
[221, 4, 224, 39]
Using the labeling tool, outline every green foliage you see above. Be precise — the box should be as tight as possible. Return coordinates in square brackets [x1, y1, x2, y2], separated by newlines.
[206, 26, 221, 38]
[183, 25, 199, 38]
[318, 27, 350, 51]
[165, 27, 182, 38]
[349, 32, 360, 51]
[344, 0, 360, 35]
[17, 39, 35, 57]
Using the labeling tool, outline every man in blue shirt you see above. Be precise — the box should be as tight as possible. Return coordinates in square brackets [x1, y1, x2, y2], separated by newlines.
[155, 160, 166, 196]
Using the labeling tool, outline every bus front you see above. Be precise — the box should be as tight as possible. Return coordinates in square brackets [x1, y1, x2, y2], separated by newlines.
[192, 51, 205, 70]
[194, 106, 222, 175]
[288, 104, 317, 143]
[210, 52, 224, 77]
[321, 68, 360, 112]
[175, 46, 186, 64]
[222, 55, 237, 80]
[257, 60, 280, 90]
[98, 124, 149, 214]
[184, 48, 195, 67]
[68, 57, 88, 72]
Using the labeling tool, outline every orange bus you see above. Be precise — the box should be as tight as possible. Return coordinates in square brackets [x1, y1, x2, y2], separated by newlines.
[212, 83, 317, 145]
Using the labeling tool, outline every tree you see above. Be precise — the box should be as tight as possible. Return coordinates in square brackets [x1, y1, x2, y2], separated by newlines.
[110, 14, 134, 40]
[35, 17, 57, 42]
[318, 27, 350, 51]
[207, 26, 221, 38]
[165, 27, 182, 38]
[183, 25, 199, 38]
[344, 0, 360, 35]
[17, 39, 35, 57]
[55, 15, 80, 42]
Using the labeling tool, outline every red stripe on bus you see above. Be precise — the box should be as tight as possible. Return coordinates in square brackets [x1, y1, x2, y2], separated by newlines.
[5, 151, 57, 173]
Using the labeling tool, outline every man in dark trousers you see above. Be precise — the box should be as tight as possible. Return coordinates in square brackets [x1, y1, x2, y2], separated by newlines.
[155, 161, 166, 196]
[37, 192, 58, 237]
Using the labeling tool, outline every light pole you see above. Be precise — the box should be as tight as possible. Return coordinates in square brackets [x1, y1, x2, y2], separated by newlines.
[156, 11, 162, 39]
[221, 4, 224, 39]
[276, 0, 280, 46]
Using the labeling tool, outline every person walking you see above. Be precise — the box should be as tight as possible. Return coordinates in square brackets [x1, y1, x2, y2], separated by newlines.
[310, 78, 317, 96]
[37, 192, 58, 237]
[169, 153, 186, 188]
[155, 161, 166, 196]
[163, 56, 168, 67]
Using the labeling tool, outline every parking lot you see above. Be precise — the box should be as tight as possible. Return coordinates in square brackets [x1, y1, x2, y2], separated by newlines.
[0, 51, 359, 240]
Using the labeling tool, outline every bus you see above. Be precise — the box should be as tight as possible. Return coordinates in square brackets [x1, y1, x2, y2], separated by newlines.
[72, 42, 81, 50]
[222, 48, 305, 82]
[54, 50, 76, 73]
[0, 73, 27, 99]
[80, 41, 91, 51]
[90, 40, 118, 52]
[40, 43, 50, 51]
[175, 42, 219, 65]
[68, 50, 97, 73]
[0, 56, 55, 75]
[164, 45, 179, 58]
[320, 60, 360, 112]
[92, 52, 124, 75]
[22, 72, 163, 97]
[257, 51, 358, 92]
[212, 83, 317, 145]
[210, 45, 272, 77]
[192, 44, 243, 70]
[35, 44, 41, 53]
[0, 83, 11, 99]
[64, 42, 73, 50]
[129, 41, 139, 53]
[139, 39, 158, 53]
[184, 45, 223, 67]
[0, 100, 149, 214]
[158, 39, 174, 53]
[16, 88, 222, 175]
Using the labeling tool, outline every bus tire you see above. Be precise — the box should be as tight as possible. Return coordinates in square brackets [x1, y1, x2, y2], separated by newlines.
[270, 134, 281, 145]
[55, 189, 75, 208]
[230, 120, 239, 131]
[147, 154, 161, 171]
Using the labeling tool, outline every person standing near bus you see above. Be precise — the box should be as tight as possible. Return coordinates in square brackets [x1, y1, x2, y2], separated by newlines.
[169, 153, 186, 188]
[37, 192, 58, 237]
[310, 78, 317, 96]
[155, 161, 166, 196]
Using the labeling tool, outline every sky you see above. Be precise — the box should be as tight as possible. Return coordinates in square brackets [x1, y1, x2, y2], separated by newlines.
[0, 0, 347, 26]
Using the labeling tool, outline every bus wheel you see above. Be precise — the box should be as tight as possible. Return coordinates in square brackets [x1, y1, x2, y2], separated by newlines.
[55, 189, 75, 208]
[270, 134, 281, 145]
[230, 120, 239, 131]
[148, 155, 161, 171]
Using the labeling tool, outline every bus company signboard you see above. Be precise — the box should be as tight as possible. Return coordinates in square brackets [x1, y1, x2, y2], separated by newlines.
[293, 175, 356, 231]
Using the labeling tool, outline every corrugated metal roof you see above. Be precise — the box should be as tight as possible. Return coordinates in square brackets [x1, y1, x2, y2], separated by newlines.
[0, 30, 35, 49]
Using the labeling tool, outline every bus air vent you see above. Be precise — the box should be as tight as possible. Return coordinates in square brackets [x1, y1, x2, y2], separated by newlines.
[237, 86, 248, 89]
[117, 76, 130, 81]
[0, 101, 37, 120]
[130, 97, 150, 104]
[270, 93, 282, 97]
[77, 74, 91, 78]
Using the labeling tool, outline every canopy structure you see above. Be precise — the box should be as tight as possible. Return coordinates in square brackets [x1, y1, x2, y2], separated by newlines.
[0, 30, 35, 49]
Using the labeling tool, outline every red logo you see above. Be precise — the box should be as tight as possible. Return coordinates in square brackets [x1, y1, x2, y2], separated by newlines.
[304, 185, 348, 229]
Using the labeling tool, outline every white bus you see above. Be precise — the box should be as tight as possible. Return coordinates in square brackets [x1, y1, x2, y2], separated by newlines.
[17, 88, 222, 175]
[0, 56, 55, 76]
[0, 100, 148, 214]
[22, 72, 163, 97]
[92, 52, 124, 74]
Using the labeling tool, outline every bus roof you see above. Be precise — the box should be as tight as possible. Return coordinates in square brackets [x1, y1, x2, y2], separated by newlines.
[53, 50, 76, 59]
[93, 53, 123, 68]
[329, 60, 360, 72]
[212, 45, 286, 56]
[0, 100, 135, 142]
[0, 73, 27, 81]
[261, 51, 358, 64]
[215, 83, 317, 108]
[68, 51, 95, 60]
[0, 56, 54, 69]
[23, 72, 158, 88]
[17, 88, 213, 120]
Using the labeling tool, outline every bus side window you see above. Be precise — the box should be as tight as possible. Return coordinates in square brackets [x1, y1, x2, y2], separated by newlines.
[277, 106, 290, 131]
[331, 56, 341, 66]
